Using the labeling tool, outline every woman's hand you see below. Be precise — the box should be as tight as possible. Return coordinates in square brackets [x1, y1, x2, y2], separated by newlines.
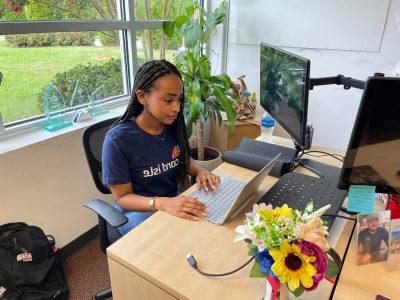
[196, 169, 221, 192]
[158, 196, 207, 221]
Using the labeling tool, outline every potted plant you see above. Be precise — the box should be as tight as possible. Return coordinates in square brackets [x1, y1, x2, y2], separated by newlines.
[163, 1, 237, 170]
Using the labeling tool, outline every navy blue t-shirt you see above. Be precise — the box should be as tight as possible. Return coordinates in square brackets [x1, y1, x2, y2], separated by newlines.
[102, 117, 181, 197]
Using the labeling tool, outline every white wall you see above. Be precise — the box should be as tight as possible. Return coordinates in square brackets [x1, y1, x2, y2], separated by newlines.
[217, 0, 400, 151]
[0, 128, 113, 247]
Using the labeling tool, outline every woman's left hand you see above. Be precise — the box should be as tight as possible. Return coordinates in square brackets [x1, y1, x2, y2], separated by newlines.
[196, 169, 221, 192]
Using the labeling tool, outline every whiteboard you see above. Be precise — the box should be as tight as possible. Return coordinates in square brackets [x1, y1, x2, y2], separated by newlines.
[229, 0, 390, 52]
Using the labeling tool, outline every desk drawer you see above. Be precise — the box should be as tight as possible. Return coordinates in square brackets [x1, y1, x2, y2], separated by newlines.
[108, 257, 177, 300]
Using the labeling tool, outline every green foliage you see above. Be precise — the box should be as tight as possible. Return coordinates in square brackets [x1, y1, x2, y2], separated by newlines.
[25, 0, 63, 20]
[163, 1, 237, 138]
[36, 58, 128, 112]
[151, 29, 182, 50]
[247, 243, 259, 256]
[98, 32, 119, 46]
[6, 32, 95, 47]
[291, 285, 305, 297]
[325, 257, 339, 278]
[0, 5, 27, 21]
[250, 262, 265, 278]
[135, 0, 184, 50]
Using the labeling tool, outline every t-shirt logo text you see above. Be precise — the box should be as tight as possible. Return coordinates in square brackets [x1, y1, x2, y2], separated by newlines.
[143, 159, 179, 177]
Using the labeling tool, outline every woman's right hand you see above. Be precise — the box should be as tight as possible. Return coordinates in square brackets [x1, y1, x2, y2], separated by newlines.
[158, 196, 207, 221]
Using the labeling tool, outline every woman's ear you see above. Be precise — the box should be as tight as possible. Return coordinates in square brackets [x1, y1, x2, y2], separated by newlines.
[136, 90, 147, 106]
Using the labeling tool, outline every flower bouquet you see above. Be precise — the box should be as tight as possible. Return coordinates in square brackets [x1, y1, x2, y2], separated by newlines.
[234, 202, 340, 299]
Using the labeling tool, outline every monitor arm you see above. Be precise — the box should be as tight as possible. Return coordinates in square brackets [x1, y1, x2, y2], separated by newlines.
[309, 74, 368, 90]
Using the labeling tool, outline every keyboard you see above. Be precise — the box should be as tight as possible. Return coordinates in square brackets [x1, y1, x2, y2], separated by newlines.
[190, 175, 246, 224]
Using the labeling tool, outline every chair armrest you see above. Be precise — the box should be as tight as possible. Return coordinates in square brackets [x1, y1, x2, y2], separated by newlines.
[84, 199, 128, 228]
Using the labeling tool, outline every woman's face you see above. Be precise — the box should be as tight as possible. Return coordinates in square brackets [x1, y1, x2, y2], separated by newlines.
[138, 74, 183, 125]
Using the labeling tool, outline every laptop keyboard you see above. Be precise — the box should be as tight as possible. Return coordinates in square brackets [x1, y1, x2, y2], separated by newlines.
[190, 175, 246, 224]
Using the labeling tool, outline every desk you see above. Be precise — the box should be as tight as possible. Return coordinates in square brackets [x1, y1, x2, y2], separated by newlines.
[106, 137, 396, 299]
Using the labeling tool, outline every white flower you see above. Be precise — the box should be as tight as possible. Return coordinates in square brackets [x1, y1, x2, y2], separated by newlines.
[233, 224, 254, 243]
[297, 202, 331, 222]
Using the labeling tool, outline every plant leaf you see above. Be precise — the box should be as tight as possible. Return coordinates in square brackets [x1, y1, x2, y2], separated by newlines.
[174, 15, 190, 29]
[197, 56, 211, 80]
[326, 257, 339, 278]
[162, 21, 175, 38]
[217, 73, 234, 89]
[183, 23, 202, 49]
[291, 285, 305, 297]
[187, 79, 202, 122]
[250, 262, 265, 278]
[247, 243, 258, 256]
[185, 2, 196, 17]
[212, 85, 236, 134]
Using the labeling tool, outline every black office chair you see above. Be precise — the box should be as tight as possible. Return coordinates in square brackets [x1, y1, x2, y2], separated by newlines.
[82, 117, 128, 300]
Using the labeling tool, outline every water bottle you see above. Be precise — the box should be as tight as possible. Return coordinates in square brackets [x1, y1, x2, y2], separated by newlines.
[261, 112, 274, 142]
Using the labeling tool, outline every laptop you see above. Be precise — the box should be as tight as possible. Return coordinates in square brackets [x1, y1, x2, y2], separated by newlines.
[190, 153, 281, 224]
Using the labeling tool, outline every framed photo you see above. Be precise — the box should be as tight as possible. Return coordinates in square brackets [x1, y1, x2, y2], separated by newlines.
[386, 219, 400, 272]
[357, 210, 391, 265]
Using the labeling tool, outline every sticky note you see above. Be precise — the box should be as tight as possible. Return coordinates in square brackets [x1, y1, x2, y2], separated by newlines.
[347, 185, 376, 214]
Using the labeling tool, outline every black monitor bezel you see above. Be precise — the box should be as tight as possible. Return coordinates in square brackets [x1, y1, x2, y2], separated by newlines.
[259, 43, 310, 147]
[338, 76, 400, 194]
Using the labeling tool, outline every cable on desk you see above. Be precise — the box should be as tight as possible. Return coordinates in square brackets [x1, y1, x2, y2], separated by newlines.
[301, 150, 344, 162]
[186, 253, 255, 277]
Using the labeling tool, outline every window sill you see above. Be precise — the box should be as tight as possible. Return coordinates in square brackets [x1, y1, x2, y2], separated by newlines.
[0, 104, 127, 156]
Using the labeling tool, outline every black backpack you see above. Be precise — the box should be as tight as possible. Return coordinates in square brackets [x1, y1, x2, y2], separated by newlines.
[0, 223, 68, 300]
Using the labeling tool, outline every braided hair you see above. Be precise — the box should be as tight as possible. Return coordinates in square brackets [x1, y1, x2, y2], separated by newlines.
[114, 59, 191, 189]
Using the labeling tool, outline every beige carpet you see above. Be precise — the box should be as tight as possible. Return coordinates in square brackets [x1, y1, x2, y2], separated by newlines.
[64, 238, 111, 300]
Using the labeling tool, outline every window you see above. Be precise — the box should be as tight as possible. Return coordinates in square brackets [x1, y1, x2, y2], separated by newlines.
[0, 0, 189, 132]
[137, 29, 181, 66]
[0, 31, 124, 124]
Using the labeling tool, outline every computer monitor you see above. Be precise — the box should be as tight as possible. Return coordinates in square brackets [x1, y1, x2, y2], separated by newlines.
[260, 43, 310, 147]
[338, 77, 400, 194]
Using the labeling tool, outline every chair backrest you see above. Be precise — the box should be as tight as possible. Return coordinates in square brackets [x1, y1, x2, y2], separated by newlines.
[82, 117, 122, 252]
[82, 117, 119, 195]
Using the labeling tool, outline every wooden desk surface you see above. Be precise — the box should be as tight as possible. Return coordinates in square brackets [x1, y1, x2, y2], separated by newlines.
[107, 137, 395, 300]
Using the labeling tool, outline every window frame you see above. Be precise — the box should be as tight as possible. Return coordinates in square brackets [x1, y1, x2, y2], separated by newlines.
[0, 0, 170, 136]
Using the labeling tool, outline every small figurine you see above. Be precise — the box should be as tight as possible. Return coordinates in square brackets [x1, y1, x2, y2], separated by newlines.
[231, 75, 256, 120]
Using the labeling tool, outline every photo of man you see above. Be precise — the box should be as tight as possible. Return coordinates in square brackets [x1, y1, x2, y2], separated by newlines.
[357, 211, 390, 265]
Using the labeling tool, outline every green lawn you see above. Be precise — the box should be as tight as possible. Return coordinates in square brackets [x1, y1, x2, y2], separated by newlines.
[0, 43, 120, 124]
[0, 42, 178, 124]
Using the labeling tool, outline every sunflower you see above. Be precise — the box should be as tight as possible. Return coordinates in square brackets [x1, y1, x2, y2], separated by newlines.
[269, 241, 317, 291]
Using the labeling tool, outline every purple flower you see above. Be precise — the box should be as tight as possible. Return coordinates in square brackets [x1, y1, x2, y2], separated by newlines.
[255, 250, 276, 278]
[296, 240, 327, 291]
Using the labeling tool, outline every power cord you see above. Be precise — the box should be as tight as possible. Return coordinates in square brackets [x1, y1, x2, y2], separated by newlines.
[186, 253, 255, 277]
[301, 150, 344, 162]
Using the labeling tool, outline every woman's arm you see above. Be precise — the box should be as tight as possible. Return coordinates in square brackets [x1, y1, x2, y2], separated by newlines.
[110, 182, 207, 220]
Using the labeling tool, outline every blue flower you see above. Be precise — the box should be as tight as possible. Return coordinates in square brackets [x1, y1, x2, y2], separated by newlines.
[255, 250, 276, 278]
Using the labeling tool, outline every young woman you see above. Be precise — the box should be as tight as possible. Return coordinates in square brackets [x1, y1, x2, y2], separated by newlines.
[102, 59, 220, 235]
